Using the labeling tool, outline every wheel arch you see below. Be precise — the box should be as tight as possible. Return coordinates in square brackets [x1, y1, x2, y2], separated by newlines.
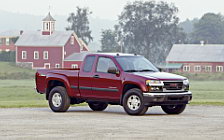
[120, 82, 144, 105]
[46, 76, 71, 100]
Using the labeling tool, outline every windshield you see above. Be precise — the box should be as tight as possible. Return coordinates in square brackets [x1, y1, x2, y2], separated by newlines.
[115, 56, 159, 72]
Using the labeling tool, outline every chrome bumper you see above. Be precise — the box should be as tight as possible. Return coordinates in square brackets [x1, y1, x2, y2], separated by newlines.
[143, 91, 192, 97]
[142, 91, 192, 106]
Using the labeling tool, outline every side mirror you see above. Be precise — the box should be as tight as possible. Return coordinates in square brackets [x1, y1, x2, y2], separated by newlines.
[108, 67, 119, 75]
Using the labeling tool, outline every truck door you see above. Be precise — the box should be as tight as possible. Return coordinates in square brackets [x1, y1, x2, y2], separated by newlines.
[79, 55, 96, 98]
[91, 56, 121, 100]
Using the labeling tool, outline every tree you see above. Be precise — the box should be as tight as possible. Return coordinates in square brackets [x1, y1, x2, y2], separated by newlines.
[100, 29, 119, 52]
[191, 13, 224, 44]
[116, 1, 183, 63]
[66, 7, 93, 45]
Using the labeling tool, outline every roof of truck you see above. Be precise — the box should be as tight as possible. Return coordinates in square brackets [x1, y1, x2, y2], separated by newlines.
[89, 53, 139, 57]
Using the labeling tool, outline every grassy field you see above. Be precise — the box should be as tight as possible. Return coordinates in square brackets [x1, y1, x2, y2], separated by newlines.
[0, 79, 224, 108]
[0, 62, 35, 79]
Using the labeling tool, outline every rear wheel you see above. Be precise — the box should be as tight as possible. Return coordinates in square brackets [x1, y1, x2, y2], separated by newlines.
[161, 104, 186, 114]
[48, 86, 70, 112]
[88, 102, 108, 111]
[122, 88, 148, 115]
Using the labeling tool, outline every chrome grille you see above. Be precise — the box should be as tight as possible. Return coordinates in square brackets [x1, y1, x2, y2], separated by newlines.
[163, 81, 183, 90]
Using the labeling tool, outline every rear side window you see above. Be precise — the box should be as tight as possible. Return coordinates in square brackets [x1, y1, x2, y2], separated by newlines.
[83, 56, 96, 72]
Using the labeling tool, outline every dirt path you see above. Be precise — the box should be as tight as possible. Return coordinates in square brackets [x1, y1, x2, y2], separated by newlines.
[0, 105, 224, 140]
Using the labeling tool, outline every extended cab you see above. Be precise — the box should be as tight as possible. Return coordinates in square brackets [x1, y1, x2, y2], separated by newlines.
[36, 53, 192, 115]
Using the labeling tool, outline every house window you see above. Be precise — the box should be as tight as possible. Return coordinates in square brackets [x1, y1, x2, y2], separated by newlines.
[34, 51, 39, 59]
[22, 51, 27, 59]
[70, 36, 75, 45]
[55, 64, 60, 68]
[205, 66, 212, 72]
[71, 64, 78, 69]
[216, 66, 223, 72]
[6, 38, 10, 45]
[44, 63, 50, 69]
[194, 65, 201, 72]
[183, 65, 190, 72]
[43, 51, 48, 59]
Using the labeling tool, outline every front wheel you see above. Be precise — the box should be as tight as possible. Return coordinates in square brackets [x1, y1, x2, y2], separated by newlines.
[161, 104, 186, 114]
[88, 102, 108, 111]
[48, 86, 71, 112]
[122, 88, 148, 115]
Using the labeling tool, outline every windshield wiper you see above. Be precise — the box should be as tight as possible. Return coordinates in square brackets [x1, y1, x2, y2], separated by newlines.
[124, 70, 139, 72]
[139, 69, 156, 72]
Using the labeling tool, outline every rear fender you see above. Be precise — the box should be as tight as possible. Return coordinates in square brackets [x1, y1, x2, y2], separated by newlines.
[46, 74, 73, 97]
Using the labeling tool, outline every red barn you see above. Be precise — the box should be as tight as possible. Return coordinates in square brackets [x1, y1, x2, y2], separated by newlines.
[166, 44, 224, 73]
[15, 12, 89, 69]
[0, 30, 21, 52]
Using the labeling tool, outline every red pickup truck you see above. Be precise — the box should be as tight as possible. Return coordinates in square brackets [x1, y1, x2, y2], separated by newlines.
[36, 53, 192, 115]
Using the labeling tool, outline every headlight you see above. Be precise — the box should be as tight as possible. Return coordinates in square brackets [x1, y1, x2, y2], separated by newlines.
[146, 80, 164, 86]
[183, 79, 189, 85]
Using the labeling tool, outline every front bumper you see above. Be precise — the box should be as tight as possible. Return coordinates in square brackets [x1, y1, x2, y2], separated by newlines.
[143, 91, 192, 106]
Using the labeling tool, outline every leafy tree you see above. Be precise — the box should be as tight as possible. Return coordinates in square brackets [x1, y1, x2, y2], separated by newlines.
[66, 7, 93, 45]
[179, 18, 199, 34]
[116, 1, 183, 63]
[100, 29, 119, 52]
[191, 13, 224, 44]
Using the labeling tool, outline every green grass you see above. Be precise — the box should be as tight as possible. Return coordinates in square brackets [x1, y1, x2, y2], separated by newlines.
[0, 62, 35, 79]
[190, 81, 224, 105]
[0, 79, 223, 108]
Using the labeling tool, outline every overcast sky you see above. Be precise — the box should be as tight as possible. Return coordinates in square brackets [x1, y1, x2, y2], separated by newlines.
[1, 0, 223, 21]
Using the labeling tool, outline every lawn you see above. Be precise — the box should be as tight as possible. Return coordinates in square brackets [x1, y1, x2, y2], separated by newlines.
[0, 79, 224, 108]
[0, 62, 35, 79]
[190, 81, 224, 105]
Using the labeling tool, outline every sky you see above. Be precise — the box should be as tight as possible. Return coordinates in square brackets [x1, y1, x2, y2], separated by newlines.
[0, 0, 223, 21]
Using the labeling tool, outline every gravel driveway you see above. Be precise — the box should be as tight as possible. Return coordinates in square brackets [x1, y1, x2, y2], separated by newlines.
[0, 105, 224, 140]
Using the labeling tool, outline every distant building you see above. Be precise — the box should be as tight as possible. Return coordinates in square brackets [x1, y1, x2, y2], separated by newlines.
[166, 44, 224, 73]
[0, 30, 21, 52]
[15, 12, 89, 69]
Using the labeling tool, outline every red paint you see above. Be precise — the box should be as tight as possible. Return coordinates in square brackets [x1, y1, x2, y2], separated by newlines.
[63, 61, 82, 68]
[17, 47, 63, 68]
[0, 40, 16, 51]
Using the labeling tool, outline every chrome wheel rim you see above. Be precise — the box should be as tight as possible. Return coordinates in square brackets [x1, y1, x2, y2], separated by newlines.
[52, 93, 62, 107]
[127, 95, 141, 111]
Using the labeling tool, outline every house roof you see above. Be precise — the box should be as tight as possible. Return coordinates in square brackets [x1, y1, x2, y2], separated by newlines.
[64, 52, 91, 61]
[42, 12, 56, 21]
[0, 30, 21, 38]
[166, 44, 224, 62]
[15, 31, 74, 46]
[157, 63, 183, 69]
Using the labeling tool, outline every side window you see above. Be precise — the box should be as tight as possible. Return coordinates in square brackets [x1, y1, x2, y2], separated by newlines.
[83, 56, 96, 72]
[96, 57, 117, 73]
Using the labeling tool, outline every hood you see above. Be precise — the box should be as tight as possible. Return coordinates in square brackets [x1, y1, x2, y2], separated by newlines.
[132, 72, 186, 81]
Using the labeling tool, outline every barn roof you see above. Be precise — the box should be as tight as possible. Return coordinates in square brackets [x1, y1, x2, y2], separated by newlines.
[42, 12, 56, 21]
[166, 44, 224, 62]
[64, 52, 90, 61]
[0, 30, 21, 37]
[15, 31, 74, 47]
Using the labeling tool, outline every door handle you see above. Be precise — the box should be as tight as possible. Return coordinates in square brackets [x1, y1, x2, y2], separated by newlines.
[93, 75, 100, 78]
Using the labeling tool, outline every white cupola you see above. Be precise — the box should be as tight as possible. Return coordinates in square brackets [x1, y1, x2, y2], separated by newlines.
[42, 12, 56, 35]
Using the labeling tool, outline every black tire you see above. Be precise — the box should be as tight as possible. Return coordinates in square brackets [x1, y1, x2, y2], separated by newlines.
[88, 102, 108, 111]
[122, 88, 148, 115]
[161, 104, 186, 114]
[48, 86, 70, 112]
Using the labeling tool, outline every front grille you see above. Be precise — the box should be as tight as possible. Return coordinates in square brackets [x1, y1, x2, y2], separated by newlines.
[163, 82, 183, 90]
